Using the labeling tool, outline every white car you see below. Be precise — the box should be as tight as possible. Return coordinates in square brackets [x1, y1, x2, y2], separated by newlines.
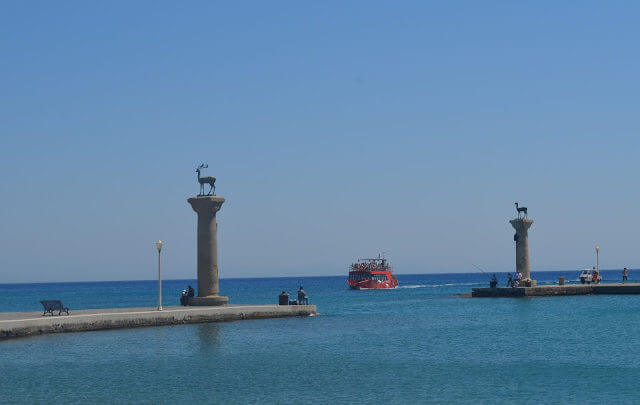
[579, 268, 601, 284]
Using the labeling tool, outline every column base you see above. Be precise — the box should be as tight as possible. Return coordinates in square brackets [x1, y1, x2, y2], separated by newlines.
[519, 279, 537, 287]
[188, 296, 229, 306]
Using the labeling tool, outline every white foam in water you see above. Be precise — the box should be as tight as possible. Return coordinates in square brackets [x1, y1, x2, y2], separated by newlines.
[397, 282, 484, 289]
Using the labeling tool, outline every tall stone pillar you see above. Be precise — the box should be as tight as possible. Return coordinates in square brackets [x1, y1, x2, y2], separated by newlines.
[187, 195, 229, 306]
[509, 217, 536, 287]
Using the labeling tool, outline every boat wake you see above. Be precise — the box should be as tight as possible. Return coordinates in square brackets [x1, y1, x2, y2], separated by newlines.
[397, 283, 483, 289]
[396, 284, 428, 289]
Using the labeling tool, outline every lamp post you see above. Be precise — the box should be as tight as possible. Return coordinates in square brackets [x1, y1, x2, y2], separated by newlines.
[595, 246, 600, 272]
[155, 240, 163, 311]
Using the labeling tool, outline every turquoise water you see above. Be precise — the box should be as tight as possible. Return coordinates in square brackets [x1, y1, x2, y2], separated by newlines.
[1, 270, 639, 403]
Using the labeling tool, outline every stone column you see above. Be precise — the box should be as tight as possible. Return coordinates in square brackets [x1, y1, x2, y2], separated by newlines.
[187, 195, 229, 306]
[509, 217, 536, 287]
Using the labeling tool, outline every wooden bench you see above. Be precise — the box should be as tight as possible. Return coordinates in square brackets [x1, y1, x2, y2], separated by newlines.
[40, 300, 70, 316]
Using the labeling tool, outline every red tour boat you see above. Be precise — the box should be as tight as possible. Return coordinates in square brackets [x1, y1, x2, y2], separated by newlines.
[347, 255, 398, 289]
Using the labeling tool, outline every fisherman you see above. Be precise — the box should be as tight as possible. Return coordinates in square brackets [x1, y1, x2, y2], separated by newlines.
[278, 290, 290, 305]
[297, 286, 309, 305]
[506, 273, 513, 287]
[514, 271, 522, 287]
[180, 289, 188, 306]
[489, 274, 498, 288]
[623, 267, 629, 283]
[187, 285, 195, 298]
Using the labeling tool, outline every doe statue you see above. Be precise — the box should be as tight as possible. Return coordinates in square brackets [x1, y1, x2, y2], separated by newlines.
[514, 202, 528, 218]
[196, 163, 216, 196]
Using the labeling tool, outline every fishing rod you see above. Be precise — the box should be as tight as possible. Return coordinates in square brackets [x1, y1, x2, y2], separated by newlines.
[472, 264, 492, 279]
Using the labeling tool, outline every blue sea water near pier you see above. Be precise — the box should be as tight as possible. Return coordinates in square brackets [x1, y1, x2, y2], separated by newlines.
[2, 270, 640, 403]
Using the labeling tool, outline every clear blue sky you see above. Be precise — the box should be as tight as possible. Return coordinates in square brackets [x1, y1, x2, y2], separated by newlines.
[2, 1, 640, 282]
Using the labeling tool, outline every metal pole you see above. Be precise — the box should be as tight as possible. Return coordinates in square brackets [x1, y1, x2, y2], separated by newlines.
[158, 249, 163, 311]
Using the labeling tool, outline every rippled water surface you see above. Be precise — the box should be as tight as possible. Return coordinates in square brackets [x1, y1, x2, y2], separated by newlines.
[2, 270, 640, 403]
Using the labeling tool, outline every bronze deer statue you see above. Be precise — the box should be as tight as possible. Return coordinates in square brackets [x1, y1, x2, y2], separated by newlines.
[515, 202, 527, 218]
[196, 164, 216, 195]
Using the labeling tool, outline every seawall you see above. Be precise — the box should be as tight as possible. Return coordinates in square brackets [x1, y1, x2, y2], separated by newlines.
[0, 305, 317, 340]
[472, 283, 640, 297]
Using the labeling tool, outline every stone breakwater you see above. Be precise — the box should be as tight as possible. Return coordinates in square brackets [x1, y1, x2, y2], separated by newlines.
[0, 305, 317, 340]
[471, 283, 640, 297]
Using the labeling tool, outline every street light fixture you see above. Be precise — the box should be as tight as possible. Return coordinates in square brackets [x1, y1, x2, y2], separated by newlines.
[155, 240, 163, 311]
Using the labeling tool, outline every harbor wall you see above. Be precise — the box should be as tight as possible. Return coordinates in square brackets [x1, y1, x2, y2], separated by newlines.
[471, 283, 640, 297]
[0, 305, 316, 340]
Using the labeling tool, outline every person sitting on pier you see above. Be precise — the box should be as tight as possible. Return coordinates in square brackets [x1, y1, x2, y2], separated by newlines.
[514, 271, 522, 287]
[489, 274, 498, 288]
[297, 286, 309, 305]
[180, 289, 188, 306]
[506, 273, 513, 287]
[279, 290, 290, 305]
[187, 285, 195, 298]
[623, 268, 629, 282]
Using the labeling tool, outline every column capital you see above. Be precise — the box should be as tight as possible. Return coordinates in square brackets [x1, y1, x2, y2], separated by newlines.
[187, 195, 225, 214]
[509, 217, 534, 231]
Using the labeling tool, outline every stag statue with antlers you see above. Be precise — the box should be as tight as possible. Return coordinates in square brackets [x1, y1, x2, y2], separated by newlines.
[196, 164, 216, 196]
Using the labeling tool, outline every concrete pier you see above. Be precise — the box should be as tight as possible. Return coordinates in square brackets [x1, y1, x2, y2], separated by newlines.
[0, 305, 317, 340]
[187, 195, 228, 306]
[510, 217, 536, 287]
[472, 283, 640, 297]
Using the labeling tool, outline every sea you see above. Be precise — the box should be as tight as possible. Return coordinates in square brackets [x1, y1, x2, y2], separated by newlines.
[1, 269, 639, 404]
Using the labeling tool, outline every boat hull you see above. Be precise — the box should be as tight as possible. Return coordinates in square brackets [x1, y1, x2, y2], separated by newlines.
[348, 279, 398, 290]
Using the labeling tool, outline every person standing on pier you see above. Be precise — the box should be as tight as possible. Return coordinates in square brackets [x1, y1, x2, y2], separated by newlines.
[506, 273, 513, 287]
[515, 271, 522, 287]
[490, 274, 498, 288]
[623, 268, 629, 283]
[297, 286, 309, 305]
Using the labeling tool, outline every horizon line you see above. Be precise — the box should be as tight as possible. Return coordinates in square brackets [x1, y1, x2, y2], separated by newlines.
[0, 268, 631, 286]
